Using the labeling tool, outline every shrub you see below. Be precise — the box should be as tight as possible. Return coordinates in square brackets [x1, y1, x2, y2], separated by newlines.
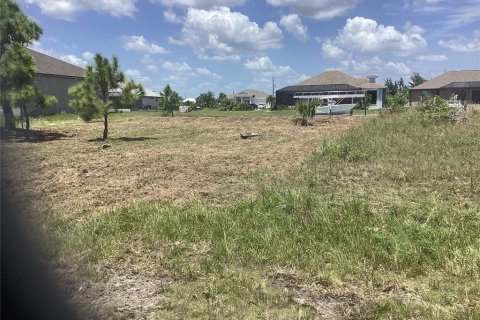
[293, 100, 317, 126]
[412, 96, 456, 123]
[385, 92, 409, 114]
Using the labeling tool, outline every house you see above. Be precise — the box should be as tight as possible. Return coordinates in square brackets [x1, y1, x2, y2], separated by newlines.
[276, 70, 386, 114]
[27, 48, 85, 115]
[135, 88, 160, 109]
[410, 70, 480, 103]
[227, 89, 268, 106]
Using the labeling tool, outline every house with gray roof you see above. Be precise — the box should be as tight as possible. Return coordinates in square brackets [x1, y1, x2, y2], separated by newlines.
[276, 70, 386, 114]
[410, 70, 480, 103]
[134, 88, 160, 109]
[27, 48, 85, 115]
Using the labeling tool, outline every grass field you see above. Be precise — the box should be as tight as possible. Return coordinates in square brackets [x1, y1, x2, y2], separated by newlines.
[2, 109, 479, 319]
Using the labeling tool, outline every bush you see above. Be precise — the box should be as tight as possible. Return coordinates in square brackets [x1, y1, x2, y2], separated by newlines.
[412, 96, 456, 123]
[293, 100, 316, 126]
[233, 102, 252, 111]
[385, 92, 409, 114]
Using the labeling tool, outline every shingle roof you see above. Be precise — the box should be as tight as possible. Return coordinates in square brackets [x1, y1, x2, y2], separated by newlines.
[144, 88, 160, 97]
[228, 89, 268, 99]
[412, 70, 480, 90]
[27, 48, 85, 78]
[295, 70, 385, 89]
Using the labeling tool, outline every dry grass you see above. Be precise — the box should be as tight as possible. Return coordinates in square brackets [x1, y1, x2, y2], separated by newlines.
[2, 113, 357, 219]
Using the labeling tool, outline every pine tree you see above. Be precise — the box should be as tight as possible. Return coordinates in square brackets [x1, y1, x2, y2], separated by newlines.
[0, 0, 43, 129]
[69, 54, 143, 140]
[409, 72, 426, 88]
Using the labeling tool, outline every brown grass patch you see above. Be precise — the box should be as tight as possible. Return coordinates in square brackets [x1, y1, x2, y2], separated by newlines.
[2, 114, 359, 218]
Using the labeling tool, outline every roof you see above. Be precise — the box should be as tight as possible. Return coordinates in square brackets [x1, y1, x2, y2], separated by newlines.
[27, 48, 85, 78]
[412, 70, 480, 90]
[228, 89, 268, 99]
[294, 70, 385, 89]
[144, 88, 160, 98]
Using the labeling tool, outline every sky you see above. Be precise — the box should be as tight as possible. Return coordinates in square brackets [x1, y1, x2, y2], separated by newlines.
[22, 0, 480, 98]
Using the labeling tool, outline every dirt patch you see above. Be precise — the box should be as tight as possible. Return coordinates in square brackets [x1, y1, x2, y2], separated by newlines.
[56, 266, 172, 320]
[270, 271, 364, 319]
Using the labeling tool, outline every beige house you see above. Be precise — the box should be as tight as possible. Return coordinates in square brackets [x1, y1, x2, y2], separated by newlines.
[228, 89, 268, 106]
[27, 49, 85, 115]
[410, 70, 480, 103]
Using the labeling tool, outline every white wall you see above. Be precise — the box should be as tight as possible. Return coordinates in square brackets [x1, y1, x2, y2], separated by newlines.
[142, 96, 159, 109]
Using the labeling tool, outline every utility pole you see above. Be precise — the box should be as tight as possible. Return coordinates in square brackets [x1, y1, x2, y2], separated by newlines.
[272, 76, 276, 110]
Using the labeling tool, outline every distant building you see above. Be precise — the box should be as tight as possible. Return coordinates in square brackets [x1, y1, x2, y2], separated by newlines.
[27, 48, 85, 115]
[410, 70, 480, 103]
[276, 70, 386, 114]
[136, 88, 160, 109]
[228, 89, 268, 106]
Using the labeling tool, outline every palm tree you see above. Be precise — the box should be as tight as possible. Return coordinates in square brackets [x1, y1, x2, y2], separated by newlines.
[267, 95, 275, 110]
[159, 84, 181, 116]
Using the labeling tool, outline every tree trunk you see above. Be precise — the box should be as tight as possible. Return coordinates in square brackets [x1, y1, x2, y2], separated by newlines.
[171, 105, 174, 117]
[2, 99, 16, 130]
[103, 113, 108, 140]
[22, 105, 30, 139]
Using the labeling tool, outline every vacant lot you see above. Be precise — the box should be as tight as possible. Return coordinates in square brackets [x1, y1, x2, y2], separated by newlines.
[2, 113, 356, 218]
[3, 110, 479, 319]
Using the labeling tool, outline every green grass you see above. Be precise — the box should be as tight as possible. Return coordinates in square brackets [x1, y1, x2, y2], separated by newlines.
[180, 108, 296, 117]
[50, 110, 480, 318]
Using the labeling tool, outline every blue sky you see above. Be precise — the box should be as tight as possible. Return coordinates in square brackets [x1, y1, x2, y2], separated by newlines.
[22, 0, 480, 98]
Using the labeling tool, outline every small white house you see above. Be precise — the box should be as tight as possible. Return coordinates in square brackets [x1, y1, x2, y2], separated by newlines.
[227, 89, 268, 106]
[139, 88, 160, 110]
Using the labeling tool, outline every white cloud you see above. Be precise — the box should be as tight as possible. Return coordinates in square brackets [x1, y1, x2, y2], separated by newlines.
[139, 54, 158, 71]
[332, 17, 426, 55]
[170, 7, 282, 60]
[152, 0, 246, 8]
[162, 61, 193, 73]
[125, 69, 151, 83]
[416, 54, 448, 61]
[265, 0, 359, 20]
[164, 9, 181, 23]
[59, 54, 88, 67]
[404, 0, 447, 12]
[24, 0, 136, 20]
[146, 64, 158, 71]
[245, 56, 293, 77]
[279, 14, 307, 40]
[404, 21, 424, 34]
[161, 61, 223, 80]
[443, 0, 480, 29]
[438, 30, 480, 52]
[121, 35, 169, 54]
[195, 67, 223, 79]
[82, 51, 95, 61]
[322, 39, 346, 59]
[339, 55, 411, 78]
[384, 61, 411, 76]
